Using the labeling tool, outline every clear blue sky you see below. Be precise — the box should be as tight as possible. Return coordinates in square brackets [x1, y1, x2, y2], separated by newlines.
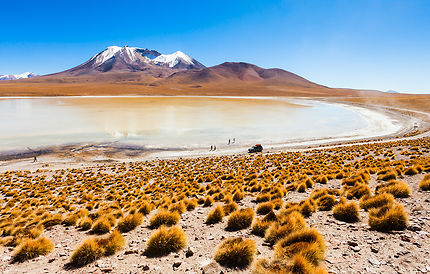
[1, 0, 429, 93]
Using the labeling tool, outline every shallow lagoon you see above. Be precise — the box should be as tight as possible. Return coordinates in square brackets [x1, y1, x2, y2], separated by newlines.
[0, 96, 400, 151]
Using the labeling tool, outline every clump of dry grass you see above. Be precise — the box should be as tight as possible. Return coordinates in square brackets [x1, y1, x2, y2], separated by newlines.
[274, 228, 325, 266]
[226, 208, 254, 231]
[419, 174, 430, 191]
[256, 201, 274, 215]
[78, 217, 93, 230]
[377, 171, 397, 181]
[144, 226, 187, 257]
[251, 218, 273, 237]
[368, 204, 408, 231]
[375, 180, 410, 198]
[90, 217, 111, 234]
[359, 193, 394, 210]
[138, 201, 153, 215]
[203, 196, 214, 207]
[265, 211, 306, 245]
[223, 202, 238, 215]
[316, 195, 336, 211]
[206, 205, 225, 224]
[63, 214, 79, 226]
[333, 200, 359, 223]
[214, 237, 256, 269]
[117, 213, 143, 233]
[70, 238, 104, 266]
[404, 166, 419, 175]
[12, 236, 54, 262]
[149, 211, 180, 229]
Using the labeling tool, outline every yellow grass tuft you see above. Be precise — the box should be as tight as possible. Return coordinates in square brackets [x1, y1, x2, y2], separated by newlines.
[273, 228, 325, 265]
[256, 201, 274, 215]
[359, 193, 395, 210]
[90, 217, 111, 234]
[117, 213, 143, 233]
[333, 201, 359, 223]
[149, 211, 180, 229]
[368, 203, 408, 231]
[12, 236, 54, 262]
[206, 205, 225, 224]
[419, 174, 430, 191]
[214, 237, 256, 269]
[226, 208, 254, 231]
[375, 180, 410, 198]
[144, 226, 187, 257]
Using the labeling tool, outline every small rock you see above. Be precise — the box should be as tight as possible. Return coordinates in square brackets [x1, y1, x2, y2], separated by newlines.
[368, 257, 380, 266]
[185, 248, 194, 258]
[101, 268, 113, 273]
[140, 265, 150, 271]
[347, 241, 358, 247]
[55, 244, 62, 248]
[173, 261, 182, 268]
[351, 246, 361, 252]
[124, 249, 139, 255]
[48, 258, 55, 263]
[371, 247, 379, 253]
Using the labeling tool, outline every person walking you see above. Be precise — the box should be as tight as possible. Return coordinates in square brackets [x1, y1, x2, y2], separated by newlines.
[228, 139, 231, 145]
[210, 145, 213, 151]
[33, 156, 37, 163]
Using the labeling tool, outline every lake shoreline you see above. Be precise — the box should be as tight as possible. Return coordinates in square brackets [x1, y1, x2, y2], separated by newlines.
[1, 96, 428, 172]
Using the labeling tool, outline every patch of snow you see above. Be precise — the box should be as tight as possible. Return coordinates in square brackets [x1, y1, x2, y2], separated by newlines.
[152, 51, 195, 68]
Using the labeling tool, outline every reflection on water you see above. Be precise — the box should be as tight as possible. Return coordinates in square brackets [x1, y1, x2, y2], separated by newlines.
[0, 96, 369, 151]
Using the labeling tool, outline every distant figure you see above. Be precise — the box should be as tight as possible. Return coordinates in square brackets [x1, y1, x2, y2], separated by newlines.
[214, 145, 216, 151]
[228, 139, 231, 145]
[210, 145, 213, 151]
[33, 156, 37, 163]
[233, 138, 236, 143]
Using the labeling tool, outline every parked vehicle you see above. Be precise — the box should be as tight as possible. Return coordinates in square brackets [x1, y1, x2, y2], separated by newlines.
[248, 144, 263, 153]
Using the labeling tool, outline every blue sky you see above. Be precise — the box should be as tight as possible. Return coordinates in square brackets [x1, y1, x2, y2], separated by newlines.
[1, 0, 429, 93]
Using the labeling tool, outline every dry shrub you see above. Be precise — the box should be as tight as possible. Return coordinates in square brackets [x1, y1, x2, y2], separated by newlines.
[375, 180, 410, 198]
[96, 230, 125, 256]
[41, 214, 62, 228]
[316, 195, 336, 211]
[90, 217, 111, 234]
[168, 202, 186, 214]
[404, 166, 419, 175]
[333, 201, 359, 223]
[344, 183, 371, 199]
[265, 211, 306, 245]
[203, 196, 214, 207]
[214, 237, 256, 269]
[251, 218, 272, 237]
[377, 171, 397, 181]
[256, 193, 271, 203]
[63, 214, 79, 226]
[206, 206, 225, 224]
[296, 183, 307, 193]
[117, 213, 143, 233]
[233, 191, 245, 202]
[300, 199, 316, 217]
[12, 236, 54, 262]
[70, 238, 104, 266]
[274, 228, 325, 265]
[138, 201, 153, 215]
[78, 217, 93, 230]
[185, 199, 197, 211]
[226, 208, 254, 231]
[419, 174, 430, 191]
[149, 211, 180, 229]
[368, 204, 408, 231]
[223, 202, 238, 215]
[256, 201, 274, 215]
[315, 176, 328, 184]
[359, 193, 394, 210]
[144, 226, 186, 257]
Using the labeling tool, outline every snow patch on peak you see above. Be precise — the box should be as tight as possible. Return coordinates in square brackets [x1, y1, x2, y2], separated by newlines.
[152, 51, 195, 68]
[0, 72, 37, 80]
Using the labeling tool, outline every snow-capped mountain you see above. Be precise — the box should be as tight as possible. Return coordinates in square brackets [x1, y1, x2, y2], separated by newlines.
[58, 46, 205, 76]
[0, 72, 37, 80]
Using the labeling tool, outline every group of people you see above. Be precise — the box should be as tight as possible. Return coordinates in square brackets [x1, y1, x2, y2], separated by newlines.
[209, 138, 236, 151]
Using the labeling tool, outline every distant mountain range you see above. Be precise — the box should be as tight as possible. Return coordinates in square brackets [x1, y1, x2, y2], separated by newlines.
[53, 46, 205, 77]
[0, 72, 37, 80]
[0, 45, 389, 97]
